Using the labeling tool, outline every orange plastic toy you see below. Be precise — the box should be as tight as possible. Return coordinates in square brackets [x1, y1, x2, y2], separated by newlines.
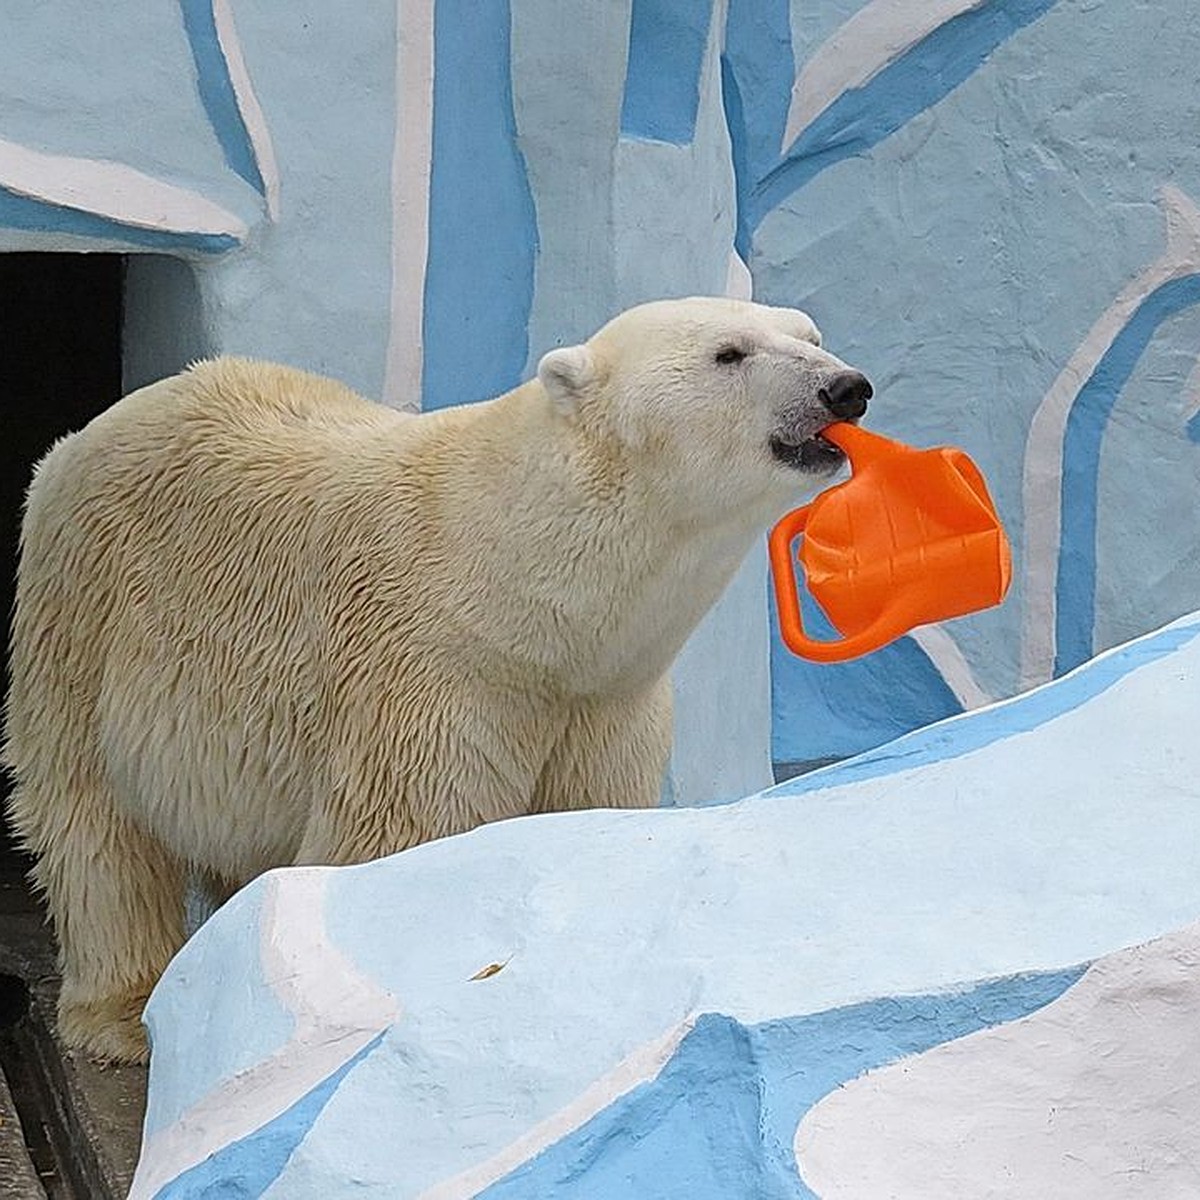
[769, 422, 1011, 662]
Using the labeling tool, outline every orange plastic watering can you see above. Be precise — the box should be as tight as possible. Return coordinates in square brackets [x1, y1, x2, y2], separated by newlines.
[769, 422, 1012, 663]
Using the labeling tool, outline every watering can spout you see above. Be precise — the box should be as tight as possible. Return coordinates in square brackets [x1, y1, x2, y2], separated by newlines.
[770, 423, 1011, 662]
[818, 420, 890, 465]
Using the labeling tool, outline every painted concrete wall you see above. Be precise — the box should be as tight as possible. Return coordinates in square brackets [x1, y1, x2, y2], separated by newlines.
[747, 0, 1200, 766]
[5, 1, 1197, 780]
[129, 610, 1200, 1197]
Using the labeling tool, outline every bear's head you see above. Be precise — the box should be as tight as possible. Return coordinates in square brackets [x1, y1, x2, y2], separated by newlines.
[536, 297, 872, 523]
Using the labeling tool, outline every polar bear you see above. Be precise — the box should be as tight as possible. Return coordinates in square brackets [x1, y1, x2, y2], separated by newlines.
[3, 296, 870, 1062]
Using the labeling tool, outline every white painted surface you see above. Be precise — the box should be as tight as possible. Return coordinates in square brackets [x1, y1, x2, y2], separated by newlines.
[797, 921, 1200, 1197]
[130, 871, 398, 1200]
[0, 135, 248, 238]
[213, 0, 281, 219]
[725, 249, 753, 300]
[382, 0, 434, 411]
[782, 0, 987, 148]
[135, 614, 1200, 1196]
[909, 623, 993, 710]
[415, 1016, 697, 1200]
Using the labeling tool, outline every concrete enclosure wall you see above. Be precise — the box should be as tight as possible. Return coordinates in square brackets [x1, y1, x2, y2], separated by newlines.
[129, 611, 1200, 1197]
[749, 0, 1200, 768]
[3, 1, 1198, 781]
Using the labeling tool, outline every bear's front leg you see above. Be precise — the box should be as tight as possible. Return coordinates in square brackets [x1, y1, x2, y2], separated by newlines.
[532, 678, 672, 813]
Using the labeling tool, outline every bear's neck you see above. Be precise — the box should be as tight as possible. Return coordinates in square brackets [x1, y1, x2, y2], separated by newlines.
[419, 383, 768, 696]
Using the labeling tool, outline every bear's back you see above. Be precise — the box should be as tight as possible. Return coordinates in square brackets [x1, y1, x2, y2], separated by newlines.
[29, 357, 411, 519]
[9, 359, 426, 832]
[15, 358, 421, 683]
[136, 356, 405, 445]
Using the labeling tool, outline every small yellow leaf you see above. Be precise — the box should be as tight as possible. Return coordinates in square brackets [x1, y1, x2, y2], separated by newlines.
[469, 958, 510, 981]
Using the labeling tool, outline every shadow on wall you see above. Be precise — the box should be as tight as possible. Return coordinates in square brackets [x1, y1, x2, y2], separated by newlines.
[123, 255, 212, 393]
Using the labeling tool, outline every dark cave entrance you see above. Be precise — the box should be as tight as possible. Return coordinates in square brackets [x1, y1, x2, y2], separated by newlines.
[0, 252, 124, 892]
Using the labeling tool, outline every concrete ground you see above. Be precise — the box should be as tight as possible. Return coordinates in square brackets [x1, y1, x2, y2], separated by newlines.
[0, 832, 146, 1199]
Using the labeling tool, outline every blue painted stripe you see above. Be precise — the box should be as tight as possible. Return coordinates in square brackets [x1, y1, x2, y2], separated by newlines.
[480, 966, 1085, 1198]
[770, 566, 961, 767]
[751, 965, 1086, 1197]
[621, 0, 713, 145]
[1187, 408, 1200, 444]
[421, 0, 538, 411]
[0, 185, 239, 254]
[152, 1032, 386, 1200]
[718, 56, 753, 262]
[766, 615, 1200, 799]
[748, 0, 1060, 231]
[1055, 273, 1200, 675]
[179, 0, 267, 198]
[720, 0, 794, 260]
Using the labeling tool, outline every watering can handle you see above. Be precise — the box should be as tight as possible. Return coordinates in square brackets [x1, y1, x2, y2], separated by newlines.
[768, 507, 921, 663]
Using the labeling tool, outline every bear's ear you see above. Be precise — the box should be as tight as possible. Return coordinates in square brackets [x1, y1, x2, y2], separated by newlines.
[537, 345, 594, 415]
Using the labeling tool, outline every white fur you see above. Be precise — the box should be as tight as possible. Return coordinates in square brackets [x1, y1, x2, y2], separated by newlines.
[3, 296, 858, 1061]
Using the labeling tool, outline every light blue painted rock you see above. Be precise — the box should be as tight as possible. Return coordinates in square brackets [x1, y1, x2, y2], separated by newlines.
[131, 612, 1200, 1198]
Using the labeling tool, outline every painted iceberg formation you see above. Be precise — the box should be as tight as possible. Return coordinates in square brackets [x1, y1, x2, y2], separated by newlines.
[132, 611, 1200, 1198]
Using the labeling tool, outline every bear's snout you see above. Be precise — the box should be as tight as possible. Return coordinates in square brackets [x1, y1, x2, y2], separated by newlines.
[819, 371, 872, 421]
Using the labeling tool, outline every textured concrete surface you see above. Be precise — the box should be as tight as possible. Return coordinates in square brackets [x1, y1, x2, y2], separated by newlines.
[0, 835, 56, 1200]
[131, 613, 1200, 1197]
[0, 830, 145, 1199]
[0, 1065, 47, 1199]
[48, 1042, 146, 1199]
[798, 922, 1200, 1197]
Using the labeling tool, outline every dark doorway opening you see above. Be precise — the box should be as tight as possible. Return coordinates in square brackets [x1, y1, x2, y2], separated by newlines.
[0, 253, 126, 1197]
[1, 253, 124, 899]
[1, 252, 124, 657]
[0, 253, 196, 1197]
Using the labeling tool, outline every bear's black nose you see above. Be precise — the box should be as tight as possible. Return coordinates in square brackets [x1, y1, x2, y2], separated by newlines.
[819, 371, 873, 420]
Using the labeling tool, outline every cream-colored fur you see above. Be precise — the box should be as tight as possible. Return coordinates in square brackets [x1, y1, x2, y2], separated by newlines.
[3, 296, 860, 1061]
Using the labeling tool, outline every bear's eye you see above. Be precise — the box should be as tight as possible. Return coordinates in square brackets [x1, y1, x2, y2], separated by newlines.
[714, 346, 747, 365]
